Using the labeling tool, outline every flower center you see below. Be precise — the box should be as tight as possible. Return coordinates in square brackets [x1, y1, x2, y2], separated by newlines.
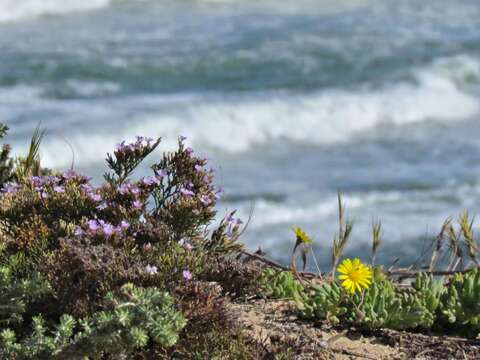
[348, 269, 361, 282]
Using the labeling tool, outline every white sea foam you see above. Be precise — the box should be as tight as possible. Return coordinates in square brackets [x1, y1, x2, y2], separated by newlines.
[0, 0, 112, 22]
[4, 55, 480, 169]
[237, 191, 406, 229]
[0, 0, 379, 23]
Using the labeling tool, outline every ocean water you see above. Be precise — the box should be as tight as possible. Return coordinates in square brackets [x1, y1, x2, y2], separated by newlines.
[1, 0, 480, 269]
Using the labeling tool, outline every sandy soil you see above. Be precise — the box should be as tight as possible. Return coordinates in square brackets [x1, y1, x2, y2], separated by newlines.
[229, 299, 480, 359]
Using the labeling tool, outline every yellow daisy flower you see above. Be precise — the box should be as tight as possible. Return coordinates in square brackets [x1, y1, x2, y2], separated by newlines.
[337, 258, 372, 294]
[292, 225, 312, 244]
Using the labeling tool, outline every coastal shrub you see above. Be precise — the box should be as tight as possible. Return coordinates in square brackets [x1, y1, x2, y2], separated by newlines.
[0, 125, 250, 358]
[0, 264, 51, 326]
[199, 258, 263, 300]
[168, 281, 246, 359]
[1, 283, 186, 359]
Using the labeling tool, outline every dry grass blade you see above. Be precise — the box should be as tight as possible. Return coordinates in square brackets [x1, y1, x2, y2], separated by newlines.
[459, 212, 480, 267]
[330, 192, 353, 278]
[371, 219, 382, 266]
[429, 218, 450, 271]
[445, 218, 463, 271]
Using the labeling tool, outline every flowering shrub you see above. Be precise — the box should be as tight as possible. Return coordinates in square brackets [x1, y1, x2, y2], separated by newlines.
[0, 126, 247, 358]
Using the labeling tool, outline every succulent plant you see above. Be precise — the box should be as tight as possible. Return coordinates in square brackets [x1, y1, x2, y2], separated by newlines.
[260, 269, 304, 300]
[440, 268, 480, 337]
[297, 281, 347, 325]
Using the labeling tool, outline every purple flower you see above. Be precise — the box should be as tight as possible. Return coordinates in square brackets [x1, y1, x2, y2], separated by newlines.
[135, 135, 154, 146]
[120, 220, 130, 229]
[194, 164, 203, 172]
[96, 202, 108, 210]
[80, 184, 93, 193]
[180, 188, 195, 197]
[185, 147, 194, 155]
[133, 200, 143, 209]
[143, 176, 160, 186]
[115, 141, 126, 152]
[88, 220, 100, 231]
[184, 243, 193, 251]
[62, 170, 77, 180]
[226, 215, 243, 226]
[74, 227, 84, 236]
[182, 270, 192, 281]
[40, 192, 49, 199]
[117, 183, 130, 195]
[30, 176, 41, 184]
[89, 193, 102, 202]
[200, 195, 211, 205]
[155, 169, 168, 179]
[103, 224, 116, 237]
[146, 265, 158, 275]
[53, 186, 65, 193]
[130, 186, 140, 195]
[2, 183, 20, 194]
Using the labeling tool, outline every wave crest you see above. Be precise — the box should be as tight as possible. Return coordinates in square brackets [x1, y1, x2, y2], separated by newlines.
[4, 55, 479, 169]
[0, 0, 112, 23]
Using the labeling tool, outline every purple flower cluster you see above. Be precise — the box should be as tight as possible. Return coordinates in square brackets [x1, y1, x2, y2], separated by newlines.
[115, 136, 154, 155]
[115, 182, 146, 210]
[117, 182, 141, 196]
[180, 188, 195, 197]
[30, 170, 80, 199]
[1, 183, 20, 194]
[142, 175, 161, 187]
[225, 214, 243, 236]
[76, 219, 130, 238]
[26, 171, 92, 199]
[62, 170, 93, 182]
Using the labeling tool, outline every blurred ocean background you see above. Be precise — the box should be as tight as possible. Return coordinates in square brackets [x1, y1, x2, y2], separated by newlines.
[1, 0, 480, 269]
